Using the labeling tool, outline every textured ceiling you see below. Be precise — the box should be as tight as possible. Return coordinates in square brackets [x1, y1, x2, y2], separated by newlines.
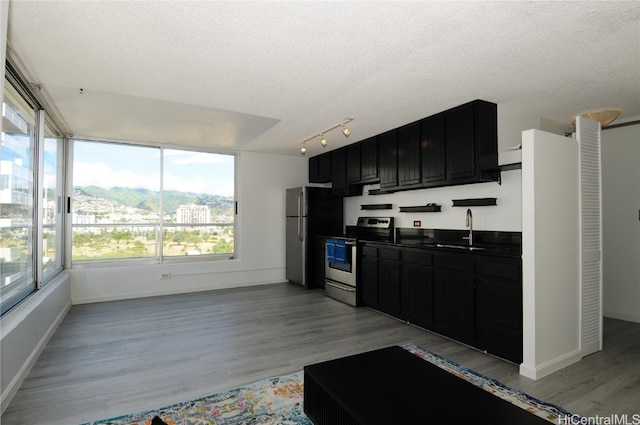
[7, 1, 640, 157]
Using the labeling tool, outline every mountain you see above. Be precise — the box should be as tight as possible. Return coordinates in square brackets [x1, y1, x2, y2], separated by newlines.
[75, 186, 233, 214]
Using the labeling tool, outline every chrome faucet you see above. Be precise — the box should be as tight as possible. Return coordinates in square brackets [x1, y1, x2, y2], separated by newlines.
[464, 208, 473, 246]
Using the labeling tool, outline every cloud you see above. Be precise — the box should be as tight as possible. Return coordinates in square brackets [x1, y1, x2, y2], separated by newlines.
[73, 161, 160, 191]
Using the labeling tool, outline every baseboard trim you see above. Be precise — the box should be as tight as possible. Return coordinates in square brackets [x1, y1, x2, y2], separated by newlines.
[519, 349, 582, 380]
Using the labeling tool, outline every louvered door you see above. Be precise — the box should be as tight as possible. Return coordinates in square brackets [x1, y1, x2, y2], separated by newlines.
[576, 116, 603, 357]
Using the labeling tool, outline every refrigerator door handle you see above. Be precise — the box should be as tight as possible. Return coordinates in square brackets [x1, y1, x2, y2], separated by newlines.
[298, 192, 304, 241]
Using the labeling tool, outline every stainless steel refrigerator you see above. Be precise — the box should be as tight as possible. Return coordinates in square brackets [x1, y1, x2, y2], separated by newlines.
[286, 186, 343, 288]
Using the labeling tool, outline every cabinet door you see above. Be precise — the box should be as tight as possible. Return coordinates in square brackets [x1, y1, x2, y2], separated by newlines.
[421, 113, 446, 184]
[402, 261, 434, 328]
[378, 130, 398, 188]
[309, 156, 320, 183]
[309, 152, 332, 183]
[378, 258, 401, 317]
[360, 136, 379, 183]
[445, 102, 476, 181]
[477, 277, 522, 363]
[433, 269, 476, 346]
[346, 143, 361, 183]
[397, 122, 421, 187]
[331, 148, 346, 196]
[360, 255, 379, 308]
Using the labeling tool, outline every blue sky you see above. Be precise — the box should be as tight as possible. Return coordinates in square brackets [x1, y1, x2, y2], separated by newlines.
[73, 141, 235, 197]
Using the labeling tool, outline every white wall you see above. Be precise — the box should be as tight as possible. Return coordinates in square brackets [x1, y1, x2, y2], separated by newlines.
[344, 169, 521, 232]
[601, 121, 640, 323]
[71, 151, 307, 304]
[520, 129, 581, 379]
[1, 273, 71, 414]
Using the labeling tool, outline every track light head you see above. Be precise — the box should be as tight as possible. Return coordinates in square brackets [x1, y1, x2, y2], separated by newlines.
[297, 118, 353, 153]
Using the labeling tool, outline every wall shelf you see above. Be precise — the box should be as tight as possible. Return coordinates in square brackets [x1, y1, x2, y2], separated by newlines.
[452, 198, 497, 207]
[361, 204, 393, 210]
[399, 205, 442, 213]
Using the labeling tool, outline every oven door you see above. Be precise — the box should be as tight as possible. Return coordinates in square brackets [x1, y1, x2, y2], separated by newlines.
[325, 240, 357, 287]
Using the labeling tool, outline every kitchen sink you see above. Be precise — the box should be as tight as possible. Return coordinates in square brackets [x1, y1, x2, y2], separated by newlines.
[424, 243, 485, 251]
[433, 243, 485, 251]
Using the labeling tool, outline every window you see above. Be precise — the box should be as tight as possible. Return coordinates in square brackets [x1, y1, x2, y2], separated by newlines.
[1, 69, 66, 316]
[42, 121, 64, 280]
[71, 140, 235, 263]
[1, 78, 36, 314]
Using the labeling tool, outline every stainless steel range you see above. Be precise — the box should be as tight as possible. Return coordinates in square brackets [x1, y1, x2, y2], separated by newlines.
[325, 217, 394, 306]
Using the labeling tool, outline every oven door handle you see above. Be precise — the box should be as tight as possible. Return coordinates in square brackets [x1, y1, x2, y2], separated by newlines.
[325, 280, 356, 292]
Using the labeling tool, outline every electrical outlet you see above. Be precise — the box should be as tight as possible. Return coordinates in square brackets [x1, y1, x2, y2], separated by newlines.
[413, 220, 421, 227]
[161, 273, 171, 279]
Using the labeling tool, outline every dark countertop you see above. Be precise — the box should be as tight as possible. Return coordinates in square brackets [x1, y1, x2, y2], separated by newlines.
[360, 228, 522, 258]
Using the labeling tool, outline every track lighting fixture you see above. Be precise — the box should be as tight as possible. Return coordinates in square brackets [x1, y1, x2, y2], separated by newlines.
[298, 118, 353, 154]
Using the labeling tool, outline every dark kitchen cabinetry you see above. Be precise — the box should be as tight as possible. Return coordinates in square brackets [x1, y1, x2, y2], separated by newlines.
[360, 136, 379, 183]
[346, 143, 361, 184]
[330, 148, 346, 196]
[309, 99, 498, 192]
[309, 152, 332, 183]
[433, 254, 477, 346]
[378, 130, 398, 189]
[360, 245, 379, 308]
[401, 249, 434, 329]
[421, 113, 446, 185]
[397, 122, 422, 188]
[477, 257, 523, 363]
[445, 99, 498, 184]
[312, 237, 327, 289]
[377, 247, 402, 317]
[359, 241, 522, 363]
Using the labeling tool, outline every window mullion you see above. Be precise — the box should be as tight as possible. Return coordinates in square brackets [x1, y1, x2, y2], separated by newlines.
[34, 109, 45, 288]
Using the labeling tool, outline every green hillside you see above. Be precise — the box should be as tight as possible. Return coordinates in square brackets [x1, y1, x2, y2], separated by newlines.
[75, 186, 233, 214]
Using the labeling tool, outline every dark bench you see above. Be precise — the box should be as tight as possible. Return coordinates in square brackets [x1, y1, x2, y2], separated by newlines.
[303, 346, 551, 425]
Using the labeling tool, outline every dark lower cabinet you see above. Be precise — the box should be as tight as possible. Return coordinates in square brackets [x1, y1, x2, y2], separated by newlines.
[477, 257, 523, 363]
[360, 246, 379, 308]
[377, 248, 401, 317]
[359, 242, 522, 364]
[401, 250, 434, 329]
[433, 268, 476, 346]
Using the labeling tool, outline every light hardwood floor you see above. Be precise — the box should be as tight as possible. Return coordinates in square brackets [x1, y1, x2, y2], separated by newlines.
[2, 282, 639, 424]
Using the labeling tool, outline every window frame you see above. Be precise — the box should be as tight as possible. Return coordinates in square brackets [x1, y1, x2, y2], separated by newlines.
[68, 139, 237, 268]
[1, 63, 66, 316]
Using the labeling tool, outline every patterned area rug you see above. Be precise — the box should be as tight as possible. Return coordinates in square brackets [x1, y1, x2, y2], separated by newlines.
[83, 344, 572, 425]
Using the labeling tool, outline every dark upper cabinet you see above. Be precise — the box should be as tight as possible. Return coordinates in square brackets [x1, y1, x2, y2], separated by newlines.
[397, 122, 422, 187]
[309, 99, 497, 191]
[330, 147, 346, 196]
[445, 102, 476, 181]
[346, 143, 361, 184]
[445, 99, 498, 183]
[360, 136, 379, 183]
[309, 152, 332, 183]
[378, 129, 398, 189]
[420, 113, 446, 185]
